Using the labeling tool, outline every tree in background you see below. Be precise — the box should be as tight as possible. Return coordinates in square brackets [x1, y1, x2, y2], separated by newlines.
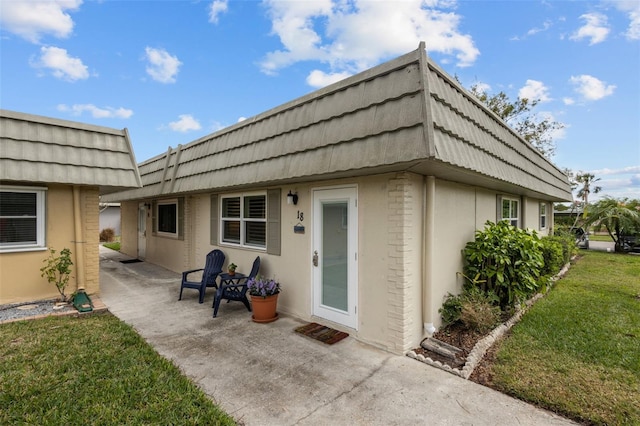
[583, 197, 640, 252]
[469, 85, 564, 159]
[575, 172, 602, 217]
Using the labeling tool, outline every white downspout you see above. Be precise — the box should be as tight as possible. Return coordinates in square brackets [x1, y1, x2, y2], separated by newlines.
[423, 176, 436, 335]
[73, 186, 85, 291]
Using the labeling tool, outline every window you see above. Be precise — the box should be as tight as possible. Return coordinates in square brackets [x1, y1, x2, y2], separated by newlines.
[539, 203, 547, 230]
[0, 186, 47, 251]
[221, 193, 266, 249]
[500, 196, 519, 227]
[157, 199, 178, 237]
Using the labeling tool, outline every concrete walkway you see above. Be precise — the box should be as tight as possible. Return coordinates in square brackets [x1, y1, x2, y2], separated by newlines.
[99, 246, 576, 426]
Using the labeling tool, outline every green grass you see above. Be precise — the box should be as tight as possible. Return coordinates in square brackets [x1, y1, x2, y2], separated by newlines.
[490, 251, 640, 425]
[589, 234, 614, 242]
[102, 241, 121, 251]
[0, 313, 235, 425]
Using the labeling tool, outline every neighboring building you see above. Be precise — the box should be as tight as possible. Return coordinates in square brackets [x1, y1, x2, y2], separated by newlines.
[0, 110, 141, 304]
[99, 203, 122, 236]
[102, 44, 572, 354]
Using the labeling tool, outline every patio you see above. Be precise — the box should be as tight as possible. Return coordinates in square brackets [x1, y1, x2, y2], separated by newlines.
[99, 245, 575, 425]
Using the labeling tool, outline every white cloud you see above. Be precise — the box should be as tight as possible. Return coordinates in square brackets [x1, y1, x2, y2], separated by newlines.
[31, 46, 89, 81]
[611, 0, 640, 40]
[260, 0, 479, 83]
[577, 166, 640, 200]
[597, 175, 640, 199]
[570, 13, 610, 45]
[592, 166, 640, 176]
[563, 97, 575, 105]
[209, 0, 228, 24]
[306, 70, 352, 88]
[169, 114, 201, 132]
[518, 80, 551, 102]
[144, 47, 182, 83]
[569, 74, 616, 101]
[237, 117, 247, 122]
[471, 81, 491, 93]
[526, 19, 552, 37]
[57, 104, 133, 119]
[0, 0, 82, 43]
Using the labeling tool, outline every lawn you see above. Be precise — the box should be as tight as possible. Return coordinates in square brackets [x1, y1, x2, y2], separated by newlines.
[102, 241, 121, 251]
[487, 251, 640, 425]
[589, 233, 614, 242]
[0, 313, 235, 425]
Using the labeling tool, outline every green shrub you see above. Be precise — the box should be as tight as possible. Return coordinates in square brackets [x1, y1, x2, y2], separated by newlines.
[439, 293, 464, 326]
[552, 228, 578, 262]
[464, 221, 544, 309]
[100, 228, 115, 242]
[540, 236, 564, 277]
[40, 248, 73, 302]
[439, 286, 501, 332]
[459, 287, 501, 333]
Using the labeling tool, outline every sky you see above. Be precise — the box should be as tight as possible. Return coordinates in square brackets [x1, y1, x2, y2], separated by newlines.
[1, 0, 639, 202]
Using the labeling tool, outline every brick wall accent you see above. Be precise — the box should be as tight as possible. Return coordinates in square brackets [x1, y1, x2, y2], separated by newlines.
[387, 172, 416, 352]
[82, 187, 100, 295]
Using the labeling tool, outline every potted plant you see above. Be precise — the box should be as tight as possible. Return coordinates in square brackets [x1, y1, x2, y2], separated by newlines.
[247, 276, 280, 323]
[227, 263, 237, 276]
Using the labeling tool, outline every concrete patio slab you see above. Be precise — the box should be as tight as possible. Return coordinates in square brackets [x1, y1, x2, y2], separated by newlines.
[99, 245, 576, 426]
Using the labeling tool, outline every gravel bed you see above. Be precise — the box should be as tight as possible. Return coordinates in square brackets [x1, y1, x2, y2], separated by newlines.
[0, 300, 76, 322]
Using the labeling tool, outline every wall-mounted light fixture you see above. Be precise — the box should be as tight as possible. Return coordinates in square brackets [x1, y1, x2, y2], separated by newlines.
[287, 190, 299, 205]
[144, 203, 151, 209]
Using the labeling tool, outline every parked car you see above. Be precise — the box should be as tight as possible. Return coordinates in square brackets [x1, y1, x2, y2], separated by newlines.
[619, 234, 640, 253]
[570, 227, 589, 249]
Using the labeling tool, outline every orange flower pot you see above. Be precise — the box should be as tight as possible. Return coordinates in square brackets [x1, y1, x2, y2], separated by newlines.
[251, 294, 279, 323]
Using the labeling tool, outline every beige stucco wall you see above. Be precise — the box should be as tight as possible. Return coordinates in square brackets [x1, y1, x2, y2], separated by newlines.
[131, 173, 426, 353]
[114, 174, 554, 354]
[119, 198, 190, 273]
[427, 182, 503, 331]
[0, 184, 100, 304]
[523, 198, 551, 236]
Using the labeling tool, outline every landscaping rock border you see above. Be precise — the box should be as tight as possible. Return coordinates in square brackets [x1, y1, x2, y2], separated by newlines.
[407, 261, 573, 379]
[0, 296, 109, 324]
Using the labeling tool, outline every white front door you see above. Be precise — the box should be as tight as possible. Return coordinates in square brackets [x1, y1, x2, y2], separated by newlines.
[312, 187, 358, 329]
[137, 203, 146, 259]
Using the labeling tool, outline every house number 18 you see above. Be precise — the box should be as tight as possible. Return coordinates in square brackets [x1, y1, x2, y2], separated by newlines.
[297, 211, 304, 221]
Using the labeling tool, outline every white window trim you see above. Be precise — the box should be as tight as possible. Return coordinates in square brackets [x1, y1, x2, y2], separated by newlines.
[220, 192, 267, 250]
[156, 198, 179, 239]
[501, 196, 520, 227]
[539, 202, 547, 230]
[0, 185, 47, 252]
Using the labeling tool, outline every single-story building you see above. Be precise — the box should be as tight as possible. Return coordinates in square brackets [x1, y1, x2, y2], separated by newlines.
[0, 109, 141, 305]
[102, 44, 572, 354]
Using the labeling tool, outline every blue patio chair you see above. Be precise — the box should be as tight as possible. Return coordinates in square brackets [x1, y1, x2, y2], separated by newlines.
[179, 249, 225, 304]
[213, 256, 260, 317]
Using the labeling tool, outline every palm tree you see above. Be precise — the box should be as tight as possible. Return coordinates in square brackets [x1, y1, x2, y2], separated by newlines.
[583, 197, 640, 252]
[575, 172, 601, 218]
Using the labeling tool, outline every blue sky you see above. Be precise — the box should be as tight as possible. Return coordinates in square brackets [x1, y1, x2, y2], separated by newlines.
[1, 0, 639, 201]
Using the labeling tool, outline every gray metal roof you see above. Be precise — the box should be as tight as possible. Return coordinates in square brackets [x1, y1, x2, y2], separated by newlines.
[0, 110, 141, 194]
[103, 43, 571, 203]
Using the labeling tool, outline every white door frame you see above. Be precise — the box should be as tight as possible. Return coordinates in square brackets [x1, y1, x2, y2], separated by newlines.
[137, 203, 147, 260]
[312, 186, 358, 329]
